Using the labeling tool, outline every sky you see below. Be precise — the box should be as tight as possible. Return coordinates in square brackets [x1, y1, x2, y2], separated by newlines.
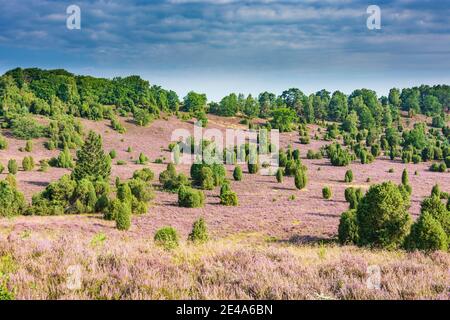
[0, 0, 449, 101]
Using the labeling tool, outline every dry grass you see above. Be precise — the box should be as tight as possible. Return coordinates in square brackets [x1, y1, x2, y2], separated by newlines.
[0, 231, 448, 300]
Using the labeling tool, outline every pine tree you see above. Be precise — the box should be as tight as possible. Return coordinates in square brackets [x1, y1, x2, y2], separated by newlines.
[72, 131, 111, 181]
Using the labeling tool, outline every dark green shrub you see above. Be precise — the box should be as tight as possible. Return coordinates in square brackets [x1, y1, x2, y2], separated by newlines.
[233, 166, 242, 181]
[72, 178, 97, 213]
[188, 217, 209, 244]
[420, 196, 450, 236]
[178, 185, 205, 208]
[431, 184, 441, 198]
[344, 170, 353, 183]
[136, 152, 149, 165]
[0, 163, 4, 174]
[405, 211, 448, 251]
[356, 182, 412, 249]
[10, 116, 45, 139]
[338, 209, 359, 244]
[322, 186, 332, 200]
[294, 168, 307, 190]
[50, 148, 74, 168]
[154, 226, 179, 249]
[7, 159, 18, 175]
[292, 149, 300, 160]
[438, 163, 447, 172]
[72, 131, 111, 181]
[200, 167, 215, 190]
[128, 178, 154, 203]
[159, 164, 189, 192]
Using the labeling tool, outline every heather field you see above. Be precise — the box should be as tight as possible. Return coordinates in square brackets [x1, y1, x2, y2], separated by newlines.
[0, 114, 449, 300]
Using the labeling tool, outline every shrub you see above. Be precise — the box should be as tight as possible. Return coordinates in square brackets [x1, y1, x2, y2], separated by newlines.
[116, 160, 126, 165]
[338, 209, 359, 244]
[344, 170, 353, 183]
[133, 168, 154, 182]
[7, 160, 18, 175]
[115, 200, 132, 231]
[420, 196, 450, 236]
[0, 163, 4, 174]
[159, 164, 189, 192]
[405, 211, 448, 252]
[188, 218, 209, 244]
[345, 187, 364, 209]
[50, 148, 74, 168]
[356, 182, 412, 249]
[220, 190, 238, 206]
[72, 179, 97, 213]
[294, 168, 307, 190]
[154, 226, 179, 249]
[276, 168, 283, 183]
[110, 116, 126, 134]
[72, 131, 111, 181]
[431, 184, 441, 198]
[0, 180, 26, 217]
[200, 167, 215, 190]
[439, 163, 447, 172]
[233, 166, 242, 181]
[328, 143, 352, 167]
[25, 140, 33, 152]
[0, 134, 8, 150]
[10, 116, 45, 139]
[109, 150, 117, 159]
[322, 186, 332, 200]
[22, 156, 34, 171]
[178, 185, 205, 208]
[136, 152, 149, 165]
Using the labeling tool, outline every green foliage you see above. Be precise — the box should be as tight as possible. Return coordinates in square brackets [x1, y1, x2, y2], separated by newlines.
[356, 182, 412, 249]
[405, 211, 448, 252]
[0, 179, 26, 217]
[270, 108, 297, 132]
[25, 140, 33, 152]
[133, 168, 154, 182]
[159, 163, 189, 192]
[322, 186, 332, 200]
[431, 184, 441, 198]
[136, 152, 149, 165]
[420, 196, 450, 236]
[46, 116, 84, 150]
[327, 143, 352, 167]
[345, 187, 363, 210]
[233, 166, 242, 181]
[133, 108, 153, 126]
[200, 167, 215, 190]
[344, 170, 353, 183]
[338, 209, 359, 245]
[22, 156, 34, 171]
[110, 116, 126, 133]
[10, 116, 45, 139]
[276, 168, 283, 183]
[72, 131, 111, 181]
[114, 200, 132, 231]
[7, 159, 17, 175]
[178, 185, 205, 208]
[294, 168, 307, 190]
[188, 218, 209, 244]
[50, 147, 74, 168]
[0, 163, 4, 174]
[0, 133, 8, 150]
[154, 226, 179, 250]
[220, 189, 238, 206]
[109, 150, 117, 159]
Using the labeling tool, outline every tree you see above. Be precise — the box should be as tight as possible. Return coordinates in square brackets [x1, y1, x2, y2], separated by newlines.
[405, 211, 448, 252]
[356, 182, 412, 249]
[115, 200, 131, 231]
[328, 91, 348, 121]
[154, 226, 179, 249]
[338, 209, 359, 244]
[388, 88, 401, 109]
[294, 168, 307, 190]
[7, 159, 18, 175]
[217, 93, 238, 117]
[270, 108, 297, 132]
[22, 156, 34, 171]
[183, 91, 207, 114]
[0, 180, 26, 217]
[72, 131, 111, 181]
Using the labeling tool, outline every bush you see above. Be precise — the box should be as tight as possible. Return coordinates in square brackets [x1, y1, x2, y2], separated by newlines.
[72, 178, 97, 213]
[431, 184, 441, 198]
[154, 226, 179, 249]
[0, 163, 4, 174]
[115, 200, 132, 231]
[7, 159, 18, 175]
[344, 170, 353, 183]
[322, 186, 332, 200]
[338, 209, 359, 244]
[438, 163, 447, 172]
[50, 148, 74, 168]
[10, 116, 45, 139]
[405, 211, 448, 252]
[136, 152, 149, 165]
[356, 182, 412, 249]
[159, 164, 189, 192]
[133, 168, 154, 182]
[220, 190, 238, 206]
[276, 168, 283, 183]
[200, 167, 215, 190]
[0, 180, 26, 217]
[109, 150, 117, 159]
[22, 156, 34, 171]
[25, 140, 33, 152]
[0, 134, 8, 150]
[178, 185, 205, 208]
[420, 196, 450, 236]
[188, 218, 209, 244]
[233, 166, 242, 181]
[345, 187, 364, 209]
[294, 168, 307, 190]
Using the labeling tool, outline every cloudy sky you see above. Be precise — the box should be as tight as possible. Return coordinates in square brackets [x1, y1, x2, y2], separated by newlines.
[0, 0, 449, 100]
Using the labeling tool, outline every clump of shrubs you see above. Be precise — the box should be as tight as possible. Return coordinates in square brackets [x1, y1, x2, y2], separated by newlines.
[159, 163, 189, 192]
[49, 148, 74, 168]
[0, 177, 26, 217]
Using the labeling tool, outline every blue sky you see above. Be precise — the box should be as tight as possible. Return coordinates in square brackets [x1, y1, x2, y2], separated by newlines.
[0, 0, 449, 100]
